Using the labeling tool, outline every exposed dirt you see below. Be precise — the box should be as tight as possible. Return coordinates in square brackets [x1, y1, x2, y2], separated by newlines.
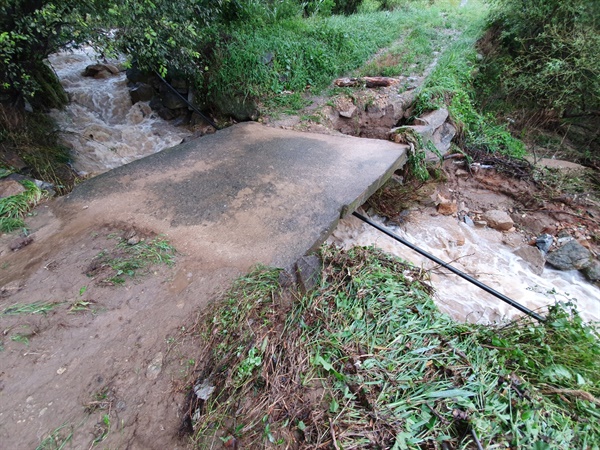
[0, 207, 238, 449]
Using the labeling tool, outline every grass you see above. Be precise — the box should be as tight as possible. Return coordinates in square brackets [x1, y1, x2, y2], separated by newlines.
[35, 423, 74, 450]
[207, 0, 484, 115]
[2, 301, 61, 315]
[182, 245, 600, 449]
[0, 179, 45, 232]
[413, 16, 526, 159]
[87, 234, 176, 285]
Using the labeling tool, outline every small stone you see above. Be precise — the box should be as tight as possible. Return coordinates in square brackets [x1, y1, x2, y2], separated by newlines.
[194, 380, 216, 400]
[535, 234, 553, 255]
[474, 221, 487, 228]
[455, 169, 469, 178]
[482, 210, 514, 231]
[146, 352, 163, 380]
[437, 201, 457, 215]
[338, 104, 357, 119]
[546, 240, 592, 271]
[9, 236, 33, 251]
[127, 236, 140, 245]
[57, 367, 66, 375]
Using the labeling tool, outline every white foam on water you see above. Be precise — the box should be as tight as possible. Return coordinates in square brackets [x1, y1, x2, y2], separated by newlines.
[328, 212, 600, 324]
[48, 49, 189, 176]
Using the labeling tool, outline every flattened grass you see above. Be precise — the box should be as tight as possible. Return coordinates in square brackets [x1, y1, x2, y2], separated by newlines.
[185, 246, 600, 448]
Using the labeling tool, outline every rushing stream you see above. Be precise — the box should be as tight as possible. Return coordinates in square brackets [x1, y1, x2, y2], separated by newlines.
[48, 49, 189, 176]
[329, 212, 600, 323]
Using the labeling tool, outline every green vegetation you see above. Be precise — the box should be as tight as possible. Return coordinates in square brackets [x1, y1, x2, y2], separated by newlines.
[413, 19, 525, 158]
[184, 246, 600, 448]
[2, 301, 60, 315]
[87, 235, 176, 285]
[35, 423, 74, 450]
[477, 0, 599, 161]
[0, 178, 45, 232]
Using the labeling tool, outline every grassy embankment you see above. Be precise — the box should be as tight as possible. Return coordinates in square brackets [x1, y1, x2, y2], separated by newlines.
[203, 0, 485, 114]
[182, 246, 599, 449]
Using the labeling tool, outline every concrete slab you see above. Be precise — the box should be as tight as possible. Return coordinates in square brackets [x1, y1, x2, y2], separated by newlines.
[62, 122, 407, 269]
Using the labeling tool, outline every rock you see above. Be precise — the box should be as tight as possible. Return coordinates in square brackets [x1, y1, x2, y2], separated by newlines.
[296, 254, 321, 294]
[582, 260, 600, 282]
[432, 122, 456, 155]
[474, 220, 487, 228]
[514, 245, 545, 276]
[455, 169, 469, 178]
[546, 240, 592, 271]
[338, 104, 357, 119]
[159, 85, 187, 110]
[130, 83, 155, 104]
[415, 108, 448, 129]
[10, 235, 33, 251]
[535, 234, 553, 255]
[82, 64, 118, 79]
[437, 201, 457, 215]
[0, 179, 26, 198]
[482, 210, 514, 231]
[212, 93, 258, 122]
[463, 215, 474, 227]
[169, 78, 188, 94]
[193, 380, 216, 400]
[145, 352, 163, 380]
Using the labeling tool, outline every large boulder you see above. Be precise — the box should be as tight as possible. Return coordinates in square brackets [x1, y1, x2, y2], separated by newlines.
[130, 83, 155, 104]
[546, 240, 592, 271]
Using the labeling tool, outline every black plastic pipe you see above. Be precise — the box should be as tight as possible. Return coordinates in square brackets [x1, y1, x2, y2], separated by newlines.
[153, 71, 220, 130]
[352, 211, 545, 322]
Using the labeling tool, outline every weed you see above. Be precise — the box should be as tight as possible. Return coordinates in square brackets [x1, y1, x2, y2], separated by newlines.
[10, 333, 29, 345]
[69, 300, 95, 313]
[414, 18, 526, 158]
[35, 423, 74, 450]
[87, 234, 176, 285]
[2, 301, 60, 315]
[0, 179, 46, 233]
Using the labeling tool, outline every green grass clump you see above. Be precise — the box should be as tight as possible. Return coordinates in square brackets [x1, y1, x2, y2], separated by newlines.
[186, 246, 600, 448]
[414, 20, 526, 158]
[88, 235, 176, 285]
[0, 179, 44, 232]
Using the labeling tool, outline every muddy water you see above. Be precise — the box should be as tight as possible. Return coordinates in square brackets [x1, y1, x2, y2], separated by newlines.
[48, 49, 189, 176]
[329, 212, 600, 324]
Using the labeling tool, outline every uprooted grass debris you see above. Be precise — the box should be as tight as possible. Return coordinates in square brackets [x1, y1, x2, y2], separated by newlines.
[86, 232, 176, 285]
[181, 245, 600, 449]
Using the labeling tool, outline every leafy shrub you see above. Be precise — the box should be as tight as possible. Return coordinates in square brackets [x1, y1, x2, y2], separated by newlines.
[484, 0, 600, 117]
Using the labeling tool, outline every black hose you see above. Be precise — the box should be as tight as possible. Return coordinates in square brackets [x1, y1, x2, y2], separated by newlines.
[352, 211, 545, 322]
[153, 71, 220, 130]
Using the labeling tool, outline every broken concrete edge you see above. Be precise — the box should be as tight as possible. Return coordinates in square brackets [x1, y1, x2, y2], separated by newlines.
[302, 145, 408, 258]
[295, 254, 323, 295]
